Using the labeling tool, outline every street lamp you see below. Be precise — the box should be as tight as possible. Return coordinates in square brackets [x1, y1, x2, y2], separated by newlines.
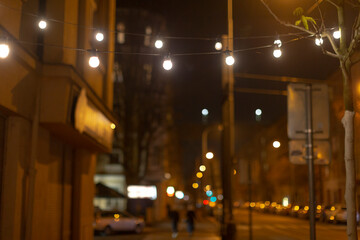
[199, 165, 206, 172]
[255, 108, 262, 122]
[202, 108, 209, 116]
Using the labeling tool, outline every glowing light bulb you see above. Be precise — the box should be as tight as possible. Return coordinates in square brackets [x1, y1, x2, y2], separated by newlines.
[315, 35, 323, 46]
[333, 30, 341, 39]
[225, 55, 235, 66]
[175, 191, 184, 199]
[89, 56, 100, 68]
[162, 57, 172, 70]
[0, 43, 10, 59]
[206, 152, 214, 159]
[273, 47, 282, 58]
[95, 32, 104, 42]
[110, 123, 116, 130]
[155, 39, 163, 49]
[255, 109, 262, 116]
[273, 141, 281, 148]
[38, 20, 47, 30]
[274, 39, 282, 47]
[215, 41, 222, 51]
[201, 108, 209, 116]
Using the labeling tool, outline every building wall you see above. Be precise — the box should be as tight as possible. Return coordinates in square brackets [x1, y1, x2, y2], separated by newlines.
[0, 0, 116, 240]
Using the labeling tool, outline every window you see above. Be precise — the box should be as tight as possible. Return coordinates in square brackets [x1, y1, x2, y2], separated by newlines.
[143, 64, 152, 84]
[117, 23, 125, 44]
[144, 26, 152, 46]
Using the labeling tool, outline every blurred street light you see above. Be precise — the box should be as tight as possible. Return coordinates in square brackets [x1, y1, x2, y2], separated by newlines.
[202, 108, 209, 116]
[255, 108, 262, 122]
[192, 183, 199, 189]
[199, 165, 206, 172]
[166, 186, 175, 197]
[175, 191, 184, 199]
[196, 172, 203, 178]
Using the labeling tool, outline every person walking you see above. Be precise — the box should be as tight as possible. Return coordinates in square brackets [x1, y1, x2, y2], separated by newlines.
[170, 209, 180, 238]
[186, 206, 196, 236]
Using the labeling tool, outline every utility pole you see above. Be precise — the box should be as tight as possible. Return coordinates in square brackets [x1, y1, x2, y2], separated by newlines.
[220, 0, 236, 238]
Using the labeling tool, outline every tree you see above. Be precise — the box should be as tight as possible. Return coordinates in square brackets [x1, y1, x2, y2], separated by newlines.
[117, 60, 168, 185]
[260, 0, 358, 239]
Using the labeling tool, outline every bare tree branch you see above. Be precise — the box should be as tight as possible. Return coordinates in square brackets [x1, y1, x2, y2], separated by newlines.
[348, 11, 360, 55]
[323, 49, 341, 58]
[322, 31, 341, 56]
[326, 0, 341, 9]
[345, 0, 360, 8]
[260, 0, 316, 35]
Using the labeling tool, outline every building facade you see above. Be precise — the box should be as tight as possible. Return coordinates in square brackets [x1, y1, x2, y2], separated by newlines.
[0, 0, 116, 240]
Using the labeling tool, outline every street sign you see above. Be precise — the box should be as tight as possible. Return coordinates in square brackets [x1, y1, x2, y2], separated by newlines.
[287, 83, 330, 139]
[289, 140, 331, 165]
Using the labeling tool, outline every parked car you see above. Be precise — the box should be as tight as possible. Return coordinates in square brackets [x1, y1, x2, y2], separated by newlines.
[290, 205, 302, 217]
[298, 206, 309, 219]
[275, 204, 291, 216]
[324, 205, 340, 222]
[334, 208, 360, 224]
[93, 210, 145, 235]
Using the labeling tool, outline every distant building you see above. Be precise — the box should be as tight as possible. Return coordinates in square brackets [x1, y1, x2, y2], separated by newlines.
[0, 0, 116, 240]
[235, 68, 360, 208]
[94, 7, 176, 222]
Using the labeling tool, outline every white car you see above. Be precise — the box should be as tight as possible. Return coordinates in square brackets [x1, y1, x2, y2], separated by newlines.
[334, 208, 360, 224]
[93, 210, 145, 235]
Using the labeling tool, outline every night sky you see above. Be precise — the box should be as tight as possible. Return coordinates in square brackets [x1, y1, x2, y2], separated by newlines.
[116, 0, 339, 181]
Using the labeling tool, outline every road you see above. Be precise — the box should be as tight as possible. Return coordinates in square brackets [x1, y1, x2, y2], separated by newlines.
[94, 208, 357, 240]
[234, 208, 353, 240]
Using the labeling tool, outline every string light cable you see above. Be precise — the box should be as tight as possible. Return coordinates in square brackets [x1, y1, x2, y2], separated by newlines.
[0, 0, 331, 65]
[10, 35, 309, 57]
[0, 1, 313, 42]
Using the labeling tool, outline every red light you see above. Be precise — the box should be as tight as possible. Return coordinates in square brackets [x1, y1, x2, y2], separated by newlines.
[203, 200, 209, 205]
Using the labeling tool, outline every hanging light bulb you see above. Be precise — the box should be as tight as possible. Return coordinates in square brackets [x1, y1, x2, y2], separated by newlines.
[155, 39, 163, 49]
[225, 50, 235, 66]
[88, 50, 100, 68]
[274, 39, 282, 47]
[38, 19, 47, 30]
[273, 45, 282, 58]
[162, 55, 172, 70]
[315, 34, 323, 46]
[215, 40, 222, 51]
[333, 30, 341, 39]
[0, 40, 10, 59]
[95, 32, 104, 42]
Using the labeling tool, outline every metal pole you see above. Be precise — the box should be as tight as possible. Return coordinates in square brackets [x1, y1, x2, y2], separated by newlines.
[248, 160, 253, 240]
[202, 129, 209, 166]
[305, 84, 316, 240]
[221, 0, 235, 238]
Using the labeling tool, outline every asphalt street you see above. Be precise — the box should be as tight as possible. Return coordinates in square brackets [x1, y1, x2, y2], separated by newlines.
[95, 209, 358, 240]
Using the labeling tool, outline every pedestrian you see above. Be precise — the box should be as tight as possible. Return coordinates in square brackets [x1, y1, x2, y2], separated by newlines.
[170, 209, 180, 238]
[186, 206, 196, 236]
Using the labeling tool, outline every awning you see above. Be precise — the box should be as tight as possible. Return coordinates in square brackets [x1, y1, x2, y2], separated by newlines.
[95, 182, 127, 198]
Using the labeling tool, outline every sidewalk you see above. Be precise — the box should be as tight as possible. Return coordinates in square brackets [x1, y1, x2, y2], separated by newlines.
[143, 217, 221, 240]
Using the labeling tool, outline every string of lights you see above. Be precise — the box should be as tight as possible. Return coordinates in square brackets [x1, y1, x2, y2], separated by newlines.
[0, 1, 313, 41]
[0, 1, 341, 70]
